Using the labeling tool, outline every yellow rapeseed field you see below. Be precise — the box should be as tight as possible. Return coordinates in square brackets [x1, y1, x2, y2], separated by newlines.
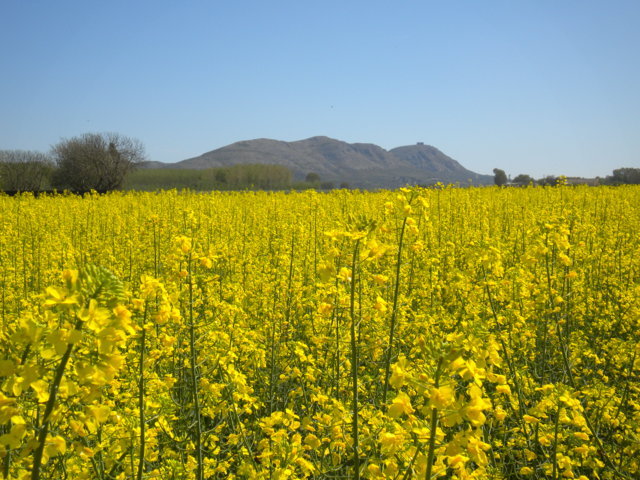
[0, 185, 638, 479]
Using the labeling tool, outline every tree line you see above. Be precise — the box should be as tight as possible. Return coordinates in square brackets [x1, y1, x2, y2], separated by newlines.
[0, 133, 143, 192]
[492, 169, 559, 187]
[3, 132, 637, 192]
[126, 164, 294, 191]
[0, 133, 305, 193]
[492, 168, 640, 187]
[125, 168, 346, 191]
[0, 132, 346, 193]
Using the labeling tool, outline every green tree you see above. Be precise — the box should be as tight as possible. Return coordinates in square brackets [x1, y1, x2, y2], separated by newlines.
[606, 168, 640, 185]
[537, 175, 558, 186]
[0, 150, 54, 191]
[214, 168, 228, 184]
[512, 174, 534, 186]
[305, 172, 320, 183]
[493, 168, 507, 186]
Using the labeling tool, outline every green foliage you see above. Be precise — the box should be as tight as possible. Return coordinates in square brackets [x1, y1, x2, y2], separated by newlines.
[493, 168, 507, 186]
[605, 167, 640, 185]
[512, 173, 534, 186]
[78, 264, 127, 307]
[0, 150, 54, 192]
[305, 172, 320, 183]
[223, 163, 292, 188]
[537, 175, 558, 186]
[125, 164, 293, 191]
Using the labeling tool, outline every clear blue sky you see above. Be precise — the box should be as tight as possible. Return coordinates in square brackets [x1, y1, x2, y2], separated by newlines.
[1, 0, 639, 178]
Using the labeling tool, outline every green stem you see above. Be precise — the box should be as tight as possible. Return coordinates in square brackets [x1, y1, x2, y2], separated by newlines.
[2, 425, 10, 479]
[187, 257, 204, 480]
[334, 252, 343, 402]
[551, 406, 560, 480]
[555, 322, 632, 480]
[381, 216, 408, 405]
[425, 357, 443, 480]
[349, 240, 361, 480]
[136, 304, 147, 480]
[32, 316, 83, 480]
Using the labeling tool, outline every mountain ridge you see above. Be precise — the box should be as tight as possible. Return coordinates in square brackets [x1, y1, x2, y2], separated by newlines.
[143, 137, 492, 188]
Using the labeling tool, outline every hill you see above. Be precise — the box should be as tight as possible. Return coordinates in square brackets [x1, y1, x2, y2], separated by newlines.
[144, 137, 492, 188]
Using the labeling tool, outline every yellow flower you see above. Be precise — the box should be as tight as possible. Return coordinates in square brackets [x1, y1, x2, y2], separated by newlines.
[373, 296, 388, 313]
[379, 431, 403, 454]
[372, 274, 388, 285]
[45, 436, 67, 457]
[573, 445, 589, 455]
[495, 384, 511, 395]
[573, 431, 589, 441]
[462, 384, 491, 426]
[86, 405, 111, 424]
[389, 357, 409, 389]
[43, 286, 78, 307]
[317, 302, 333, 316]
[337, 267, 352, 282]
[304, 434, 321, 450]
[429, 385, 455, 409]
[175, 235, 192, 253]
[448, 454, 469, 469]
[388, 392, 414, 418]
[558, 252, 572, 266]
[31, 379, 49, 403]
[0, 360, 16, 377]
[79, 299, 111, 332]
[494, 406, 507, 421]
[367, 464, 383, 478]
[199, 256, 213, 268]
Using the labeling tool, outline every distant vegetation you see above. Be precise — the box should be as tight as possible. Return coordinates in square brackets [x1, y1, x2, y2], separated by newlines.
[124, 164, 347, 191]
[1, 132, 144, 193]
[605, 167, 640, 185]
[2, 131, 639, 192]
[492, 168, 508, 186]
[0, 150, 54, 191]
[52, 132, 145, 191]
[492, 168, 640, 187]
[0, 133, 344, 193]
[177, 136, 494, 188]
[124, 164, 294, 191]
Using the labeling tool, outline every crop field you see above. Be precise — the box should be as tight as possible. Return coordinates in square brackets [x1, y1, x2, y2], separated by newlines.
[0, 186, 638, 480]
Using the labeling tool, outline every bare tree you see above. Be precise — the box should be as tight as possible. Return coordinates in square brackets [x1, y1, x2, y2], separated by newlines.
[0, 150, 54, 191]
[51, 132, 146, 191]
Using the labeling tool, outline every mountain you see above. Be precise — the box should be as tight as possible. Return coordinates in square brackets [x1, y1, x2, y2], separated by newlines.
[145, 136, 492, 188]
